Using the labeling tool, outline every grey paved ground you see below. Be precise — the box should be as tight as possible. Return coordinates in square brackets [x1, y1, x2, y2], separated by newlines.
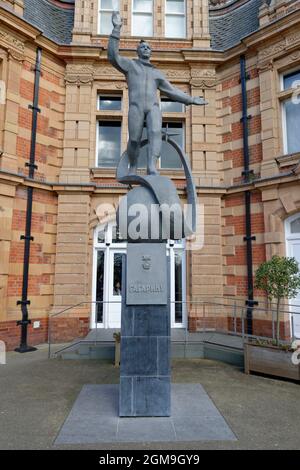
[55, 384, 236, 444]
[0, 344, 299, 450]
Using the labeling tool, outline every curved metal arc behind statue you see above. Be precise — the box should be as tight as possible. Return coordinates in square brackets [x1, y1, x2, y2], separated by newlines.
[116, 136, 197, 236]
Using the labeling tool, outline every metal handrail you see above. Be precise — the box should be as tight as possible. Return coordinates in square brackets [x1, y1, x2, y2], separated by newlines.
[47, 298, 300, 359]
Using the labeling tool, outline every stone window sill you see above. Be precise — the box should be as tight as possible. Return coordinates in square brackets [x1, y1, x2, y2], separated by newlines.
[90, 167, 185, 179]
[275, 152, 300, 168]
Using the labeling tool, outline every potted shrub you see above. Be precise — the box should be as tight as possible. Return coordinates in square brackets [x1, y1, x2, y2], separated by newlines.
[244, 255, 300, 381]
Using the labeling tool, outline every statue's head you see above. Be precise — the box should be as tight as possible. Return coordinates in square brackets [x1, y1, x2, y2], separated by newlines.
[137, 40, 152, 60]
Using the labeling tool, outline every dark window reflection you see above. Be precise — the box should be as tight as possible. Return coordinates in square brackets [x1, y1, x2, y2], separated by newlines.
[175, 251, 183, 323]
[112, 224, 123, 243]
[113, 254, 123, 296]
[138, 122, 183, 169]
[99, 96, 122, 111]
[284, 71, 300, 90]
[161, 98, 184, 113]
[96, 251, 105, 322]
[162, 122, 183, 169]
[284, 99, 300, 154]
[98, 121, 121, 167]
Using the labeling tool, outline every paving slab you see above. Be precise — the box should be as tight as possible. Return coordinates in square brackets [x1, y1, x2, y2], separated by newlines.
[54, 383, 236, 445]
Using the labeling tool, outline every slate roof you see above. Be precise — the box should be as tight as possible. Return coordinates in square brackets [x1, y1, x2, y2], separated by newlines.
[23, 0, 75, 45]
[209, 0, 262, 50]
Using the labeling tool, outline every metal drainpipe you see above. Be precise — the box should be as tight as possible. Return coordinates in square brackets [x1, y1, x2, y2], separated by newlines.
[240, 55, 258, 336]
[15, 48, 42, 353]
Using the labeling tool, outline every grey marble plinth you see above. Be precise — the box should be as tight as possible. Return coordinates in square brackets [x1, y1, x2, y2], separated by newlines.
[119, 246, 170, 417]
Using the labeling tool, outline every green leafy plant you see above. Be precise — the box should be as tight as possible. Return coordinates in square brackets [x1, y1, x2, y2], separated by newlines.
[255, 255, 300, 346]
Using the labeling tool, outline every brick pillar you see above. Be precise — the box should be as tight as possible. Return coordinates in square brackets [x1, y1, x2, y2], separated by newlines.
[61, 65, 94, 184]
[188, 193, 223, 331]
[258, 61, 280, 178]
[52, 191, 92, 316]
[0, 180, 17, 323]
[72, 0, 93, 44]
[190, 66, 219, 186]
[0, 50, 24, 173]
[192, 0, 211, 48]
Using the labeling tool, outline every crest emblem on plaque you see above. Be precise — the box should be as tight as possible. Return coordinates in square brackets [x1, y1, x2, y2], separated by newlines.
[142, 255, 151, 270]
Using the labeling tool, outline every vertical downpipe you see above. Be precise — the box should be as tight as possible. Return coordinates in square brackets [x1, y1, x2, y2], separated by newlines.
[240, 55, 258, 336]
[15, 48, 42, 353]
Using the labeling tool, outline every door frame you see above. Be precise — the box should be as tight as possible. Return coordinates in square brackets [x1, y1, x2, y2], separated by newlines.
[92, 223, 187, 329]
[285, 213, 300, 338]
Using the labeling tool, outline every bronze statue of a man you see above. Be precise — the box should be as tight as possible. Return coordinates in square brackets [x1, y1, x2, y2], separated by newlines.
[108, 11, 208, 176]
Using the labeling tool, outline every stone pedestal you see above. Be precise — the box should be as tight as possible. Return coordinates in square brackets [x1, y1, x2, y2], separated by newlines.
[119, 243, 171, 417]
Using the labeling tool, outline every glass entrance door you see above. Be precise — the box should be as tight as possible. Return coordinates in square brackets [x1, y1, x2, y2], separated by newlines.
[93, 224, 186, 329]
[285, 214, 300, 339]
[289, 240, 300, 338]
[107, 250, 125, 328]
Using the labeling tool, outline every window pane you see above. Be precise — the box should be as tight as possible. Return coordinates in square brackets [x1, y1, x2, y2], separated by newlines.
[161, 122, 183, 168]
[284, 99, 300, 154]
[113, 254, 123, 296]
[132, 13, 153, 36]
[133, 0, 152, 12]
[166, 0, 185, 14]
[100, 0, 113, 9]
[284, 71, 300, 90]
[161, 99, 184, 113]
[99, 96, 122, 111]
[97, 228, 106, 243]
[98, 121, 121, 167]
[100, 11, 113, 34]
[291, 217, 300, 234]
[112, 224, 124, 242]
[166, 15, 185, 38]
[96, 251, 105, 323]
[174, 251, 183, 323]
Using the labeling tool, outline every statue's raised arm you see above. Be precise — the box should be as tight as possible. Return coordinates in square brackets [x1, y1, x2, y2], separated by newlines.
[108, 11, 130, 74]
[157, 73, 208, 106]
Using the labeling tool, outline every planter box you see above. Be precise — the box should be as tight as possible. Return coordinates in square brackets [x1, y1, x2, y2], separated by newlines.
[244, 342, 300, 381]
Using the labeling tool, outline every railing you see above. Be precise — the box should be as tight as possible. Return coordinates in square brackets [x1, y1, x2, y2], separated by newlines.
[47, 298, 300, 359]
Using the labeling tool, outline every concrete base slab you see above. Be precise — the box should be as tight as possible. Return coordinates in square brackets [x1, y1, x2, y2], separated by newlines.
[54, 384, 236, 445]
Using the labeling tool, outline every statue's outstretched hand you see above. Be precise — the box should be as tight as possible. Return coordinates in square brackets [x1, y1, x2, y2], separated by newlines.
[112, 11, 123, 29]
[193, 96, 209, 105]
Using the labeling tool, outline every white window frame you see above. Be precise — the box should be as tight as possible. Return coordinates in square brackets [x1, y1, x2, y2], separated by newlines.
[97, 94, 123, 111]
[285, 213, 300, 339]
[160, 98, 185, 113]
[95, 119, 122, 168]
[92, 223, 187, 328]
[132, 0, 153, 37]
[98, 0, 119, 35]
[165, 0, 186, 39]
[281, 69, 300, 155]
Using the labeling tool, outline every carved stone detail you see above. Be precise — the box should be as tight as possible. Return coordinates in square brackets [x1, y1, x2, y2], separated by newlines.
[191, 69, 216, 78]
[159, 68, 191, 80]
[190, 79, 216, 89]
[0, 29, 25, 53]
[259, 31, 300, 65]
[65, 64, 94, 84]
[94, 65, 123, 79]
[7, 48, 24, 62]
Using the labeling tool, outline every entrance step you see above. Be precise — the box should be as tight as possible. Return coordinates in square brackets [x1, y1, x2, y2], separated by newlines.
[53, 329, 244, 367]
